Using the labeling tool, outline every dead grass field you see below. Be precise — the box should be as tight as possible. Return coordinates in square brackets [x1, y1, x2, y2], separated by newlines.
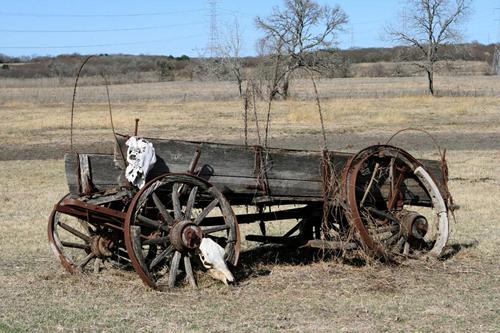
[0, 75, 499, 332]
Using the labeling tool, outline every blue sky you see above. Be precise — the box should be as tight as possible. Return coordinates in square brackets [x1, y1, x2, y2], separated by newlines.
[1, 0, 498, 57]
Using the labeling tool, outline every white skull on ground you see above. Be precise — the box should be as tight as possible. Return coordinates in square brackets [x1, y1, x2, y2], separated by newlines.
[199, 237, 235, 285]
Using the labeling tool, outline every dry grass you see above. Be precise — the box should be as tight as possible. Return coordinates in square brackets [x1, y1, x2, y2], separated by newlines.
[0, 76, 499, 332]
[1, 96, 498, 154]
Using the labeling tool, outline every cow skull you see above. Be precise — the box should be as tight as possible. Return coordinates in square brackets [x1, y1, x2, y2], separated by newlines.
[199, 238, 235, 285]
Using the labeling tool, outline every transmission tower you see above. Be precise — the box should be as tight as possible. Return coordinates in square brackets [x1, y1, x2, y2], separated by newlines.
[497, 6, 500, 43]
[208, 0, 219, 57]
[495, 6, 500, 74]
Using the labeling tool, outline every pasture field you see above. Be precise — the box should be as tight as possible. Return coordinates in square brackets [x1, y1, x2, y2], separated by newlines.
[0, 75, 499, 332]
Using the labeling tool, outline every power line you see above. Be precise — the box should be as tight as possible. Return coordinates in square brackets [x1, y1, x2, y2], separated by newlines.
[0, 9, 207, 18]
[0, 22, 201, 33]
[0, 35, 202, 49]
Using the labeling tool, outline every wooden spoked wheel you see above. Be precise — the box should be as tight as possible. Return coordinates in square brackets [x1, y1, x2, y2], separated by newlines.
[124, 174, 240, 289]
[48, 195, 129, 273]
[341, 145, 449, 260]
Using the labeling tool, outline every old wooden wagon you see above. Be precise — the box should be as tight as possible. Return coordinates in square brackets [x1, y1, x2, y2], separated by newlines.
[49, 133, 452, 289]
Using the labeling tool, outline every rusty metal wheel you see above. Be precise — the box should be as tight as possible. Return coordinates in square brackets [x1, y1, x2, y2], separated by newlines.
[48, 194, 129, 273]
[124, 174, 240, 290]
[341, 145, 449, 260]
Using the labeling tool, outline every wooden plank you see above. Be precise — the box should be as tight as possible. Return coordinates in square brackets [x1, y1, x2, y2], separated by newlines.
[79, 154, 92, 194]
[64, 153, 80, 194]
[207, 175, 323, 198]
[65, 153, 122, 195]
[266, 149, 351, 181]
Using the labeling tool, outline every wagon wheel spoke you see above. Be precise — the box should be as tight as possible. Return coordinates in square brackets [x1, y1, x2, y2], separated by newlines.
[387, 166, 407, 210]
[201, 225, 230, 234]
[194, 198, 219, 225]
[143, 236, 169, 246]
[152, 192, 174, 225]
[183, 255, 197, 288]
[392, 236, 405, 253]
[383, 232, 400, 246]
[78, 219, 94, 235]
[93, 258, 102, 274]
[368, 224, 398, 234]
[389, 157, 395, 195]
[360, 162, 380, 207]
[403, 241, 410, 256]
[172, 183, 183, 220]
[60, 241, 90, 250]
[77, 252, 95, 270]
[149, 245, 173, 270]
[184, 186, 198, 219]
[58, 222, 91, 242]
[168, 251, 182, 288]
[137, 215, 167, 231]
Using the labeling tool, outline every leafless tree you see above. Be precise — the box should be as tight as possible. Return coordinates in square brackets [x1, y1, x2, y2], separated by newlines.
[256, 0, 348, 99]
[388, 0, 471, 95]
[218, 18, 245, 96]
[253, 37, 288, 100]
[197, 18, 246, 96]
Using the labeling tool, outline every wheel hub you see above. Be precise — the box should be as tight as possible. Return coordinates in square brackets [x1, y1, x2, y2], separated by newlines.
[397, 210, 428, 239]
[90, 235, 113, 257]
[169, 220, 203, 252]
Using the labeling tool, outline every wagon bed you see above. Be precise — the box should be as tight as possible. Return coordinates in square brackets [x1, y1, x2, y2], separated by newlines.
[64, 134, 446, 207]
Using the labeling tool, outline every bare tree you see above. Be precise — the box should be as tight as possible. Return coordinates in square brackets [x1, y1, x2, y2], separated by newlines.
[253, 36, 288, 100]
[256, 0, 348, 99]
[388, 0, 471, 95]
[218, 18, 245, 96]
[196, 18, 246, 96]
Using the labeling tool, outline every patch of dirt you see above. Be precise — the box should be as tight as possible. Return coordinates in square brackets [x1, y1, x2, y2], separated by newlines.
[2, 131, 499, 161]
[271, 131, 500, 152]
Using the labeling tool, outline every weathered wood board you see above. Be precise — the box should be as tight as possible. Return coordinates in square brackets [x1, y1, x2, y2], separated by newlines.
[64, 134, 445, 206]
